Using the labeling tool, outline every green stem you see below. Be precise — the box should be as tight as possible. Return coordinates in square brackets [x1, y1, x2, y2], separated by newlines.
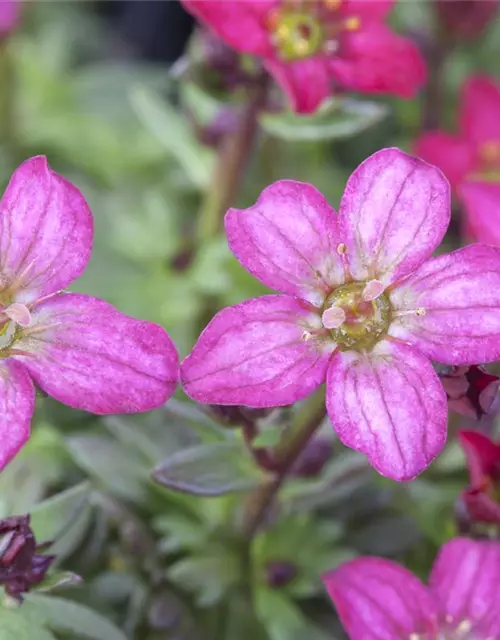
[0, 39, 15, 156]
[197, 75, 268, 242]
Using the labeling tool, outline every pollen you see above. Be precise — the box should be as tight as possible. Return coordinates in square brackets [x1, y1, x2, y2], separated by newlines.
[336, 243, 348, 255]
[415, 307, 426, 316]
[344, 16, 361, 31]
[324, 0, 342, 10]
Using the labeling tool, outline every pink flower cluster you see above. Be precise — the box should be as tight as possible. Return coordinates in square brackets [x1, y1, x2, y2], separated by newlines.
[0, 158, 179, 471]
[416, 75, 500, 246]
[182, 148, 500, 481]
[324, 537, 500, 639]
[182, 0, 426, 113]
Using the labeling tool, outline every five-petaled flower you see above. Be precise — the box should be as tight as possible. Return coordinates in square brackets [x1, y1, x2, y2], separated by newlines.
[182, 0, 426, 113]
[323, 536, 500, 639]
[0, 157, 179, 471]
[181, 147, 500, 481]
[459, 429, 500, 526]
[416, 75, 500, 245]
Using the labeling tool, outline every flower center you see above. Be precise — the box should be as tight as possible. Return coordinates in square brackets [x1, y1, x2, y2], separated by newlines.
[265, 0, 361, 62]
[321, 280, 392, 351]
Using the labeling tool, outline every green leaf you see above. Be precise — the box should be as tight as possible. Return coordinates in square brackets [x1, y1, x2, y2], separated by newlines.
[255, 588, 305, 640]
[153, 440, 263, 496]
[24, 594, 128, 640]
[252, 426, 282, 449]
[130, 85, 214, 188]
[35, 571, 83, 594]
[260, 98, 389, 141]
[0, 608, 56, 640]
[154, 513, 208, 554]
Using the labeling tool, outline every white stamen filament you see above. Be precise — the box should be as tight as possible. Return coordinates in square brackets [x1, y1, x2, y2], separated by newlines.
[3, 303, 31, 328]
[362, 279, 384, 302]
[322, 306, 346, 329]
[394, 307, 426, 318]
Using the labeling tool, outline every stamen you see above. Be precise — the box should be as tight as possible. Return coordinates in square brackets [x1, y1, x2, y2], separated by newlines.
[344, 16, 361, 31]
[394, 307, 426, 318]
[336, 243, 347, 255]
[323, 39, 339, 54]
[362, 279, 384, 302]
[322, 306, 346, 329]
[3, 303, 31, 327]
[324, 0, 342, 9]
[457, 620, 472, 634]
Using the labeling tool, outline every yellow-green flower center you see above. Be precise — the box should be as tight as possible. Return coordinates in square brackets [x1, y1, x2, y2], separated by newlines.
[272, 12, 324, 61]
[471, 140, 500, 182]
[323, 282, 392, 351]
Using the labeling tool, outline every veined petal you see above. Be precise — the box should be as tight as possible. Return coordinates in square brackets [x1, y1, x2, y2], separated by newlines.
[459, 181, 500, 246]
[429, 537, 500, 638]
[389, 244, 500, 365]
[181, 0, 275, 56]
[0, 157, 93, 304]
[339, 148, 450, 286]
[225, 180, 344, 305]
[326, 340, 447, 481]
[323, 557, 438, 640]
[0, 360, 35, 471]
[460, 75, 500, 145]
[415, 132, 476, 189]
[13, 294, 179, 414]
[459, 429, 500, 485]
[181, 295, 331, 407]
[330, 24, 426, 99]
[264, 57, 332, 115]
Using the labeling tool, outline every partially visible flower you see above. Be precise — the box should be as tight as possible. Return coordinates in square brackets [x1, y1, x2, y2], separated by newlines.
[182, 0, 426, 113]
[440, 365, 500, 419]
[0, 515, 54, 601]
[323, 537, 500, 639]
[435, 0, 498, 40]
[0, 157, 179, 471]
[181, 148, 500, 481]
[0, 1, 21, 37]
[292, 436, 333, 478]
[416, 75, 500, 244]
[459, 429, 500, 525]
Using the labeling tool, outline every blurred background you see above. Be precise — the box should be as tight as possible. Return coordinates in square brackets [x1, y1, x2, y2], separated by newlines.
[0, 1, 499, 639]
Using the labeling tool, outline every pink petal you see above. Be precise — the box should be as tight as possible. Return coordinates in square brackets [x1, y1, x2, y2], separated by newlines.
[460, 75, 500, 145]
[459, 181, 500, 246]
[0, 360, 35, 471]
[323, 557, 438, 640]
[225, 180, 344, 305]
[459, 429, 500, 484]
[415, 131, 477, 189]
[264, 57, 332, 114]
[389, 244, 500, 365]
[429, 537, 500, 637]
[13, 294, 179, 414]
[339, 148, 451, 286]
[330, 24, 426, 98]
[181, 0, 275, 56]
[462, 488, 500, 525]
[0, 0, 21, 35]
[0, 156, 93, 304]
[344, 0, 395, 21]
[326, 339, 447, 481]
[181, 295, 331, 407]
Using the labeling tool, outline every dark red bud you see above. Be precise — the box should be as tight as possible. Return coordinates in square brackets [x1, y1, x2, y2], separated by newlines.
[435, 0, 499, 40]
[292, 437, 333, 478]
[265, 561, 297, 588]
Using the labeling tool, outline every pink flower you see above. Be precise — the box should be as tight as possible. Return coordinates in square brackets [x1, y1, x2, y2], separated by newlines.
[0, 1, 21, 37]
[459, 430, 500, 525]
[181, 147, 500, 481]
[0, 157, 179, 471]
[182, 0, 426, 113]
[323, 537, 500, 639]
[416, 75, 500, 244]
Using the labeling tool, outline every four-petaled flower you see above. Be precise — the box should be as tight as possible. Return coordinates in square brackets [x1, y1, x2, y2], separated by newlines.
[416, 75, 500, 245]
[459, 429, 500, 525]
[182, 0, 426, 113]
[0, 157, 179, 471]
[323, 536, 500, 640]
[181, 147, 500, 481]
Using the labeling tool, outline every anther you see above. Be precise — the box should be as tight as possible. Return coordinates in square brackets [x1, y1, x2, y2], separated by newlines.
[415, 308, 426, 317]
[323, 39, 339, 54]
[324, 0, 342, 10]
[344, 16, 361, 31]
[322, 306, 346, 330]
[362, 279, 384, 302]
[336, 243, 347, 255]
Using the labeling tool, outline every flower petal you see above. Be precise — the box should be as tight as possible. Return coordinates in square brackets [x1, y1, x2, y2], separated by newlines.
[264, 57, 332, 114]
[339, 148, 451, 286]
[344, 0, 395, 21]
[462, 487, 500, 525]
[13, 294, 179, 414]
[330, 24, 426, 98]
[429, 537, 500, 637]
[225, 180, 344, 305]
[0, 360, 35, 471]
[459, 181, 500, 246]
[181, 0, 275, 55]
[460, 75, 500, 145]
[181, 295, 331, 407]
[0, 0, 21, 35]
[0, 156, 93, 304]
[415, 131, 476, 189]
[459, 429, 500, 484]
[326, 339, 447, 481]
[323, 557, 438, 640]
[389, 244, 500, 364]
